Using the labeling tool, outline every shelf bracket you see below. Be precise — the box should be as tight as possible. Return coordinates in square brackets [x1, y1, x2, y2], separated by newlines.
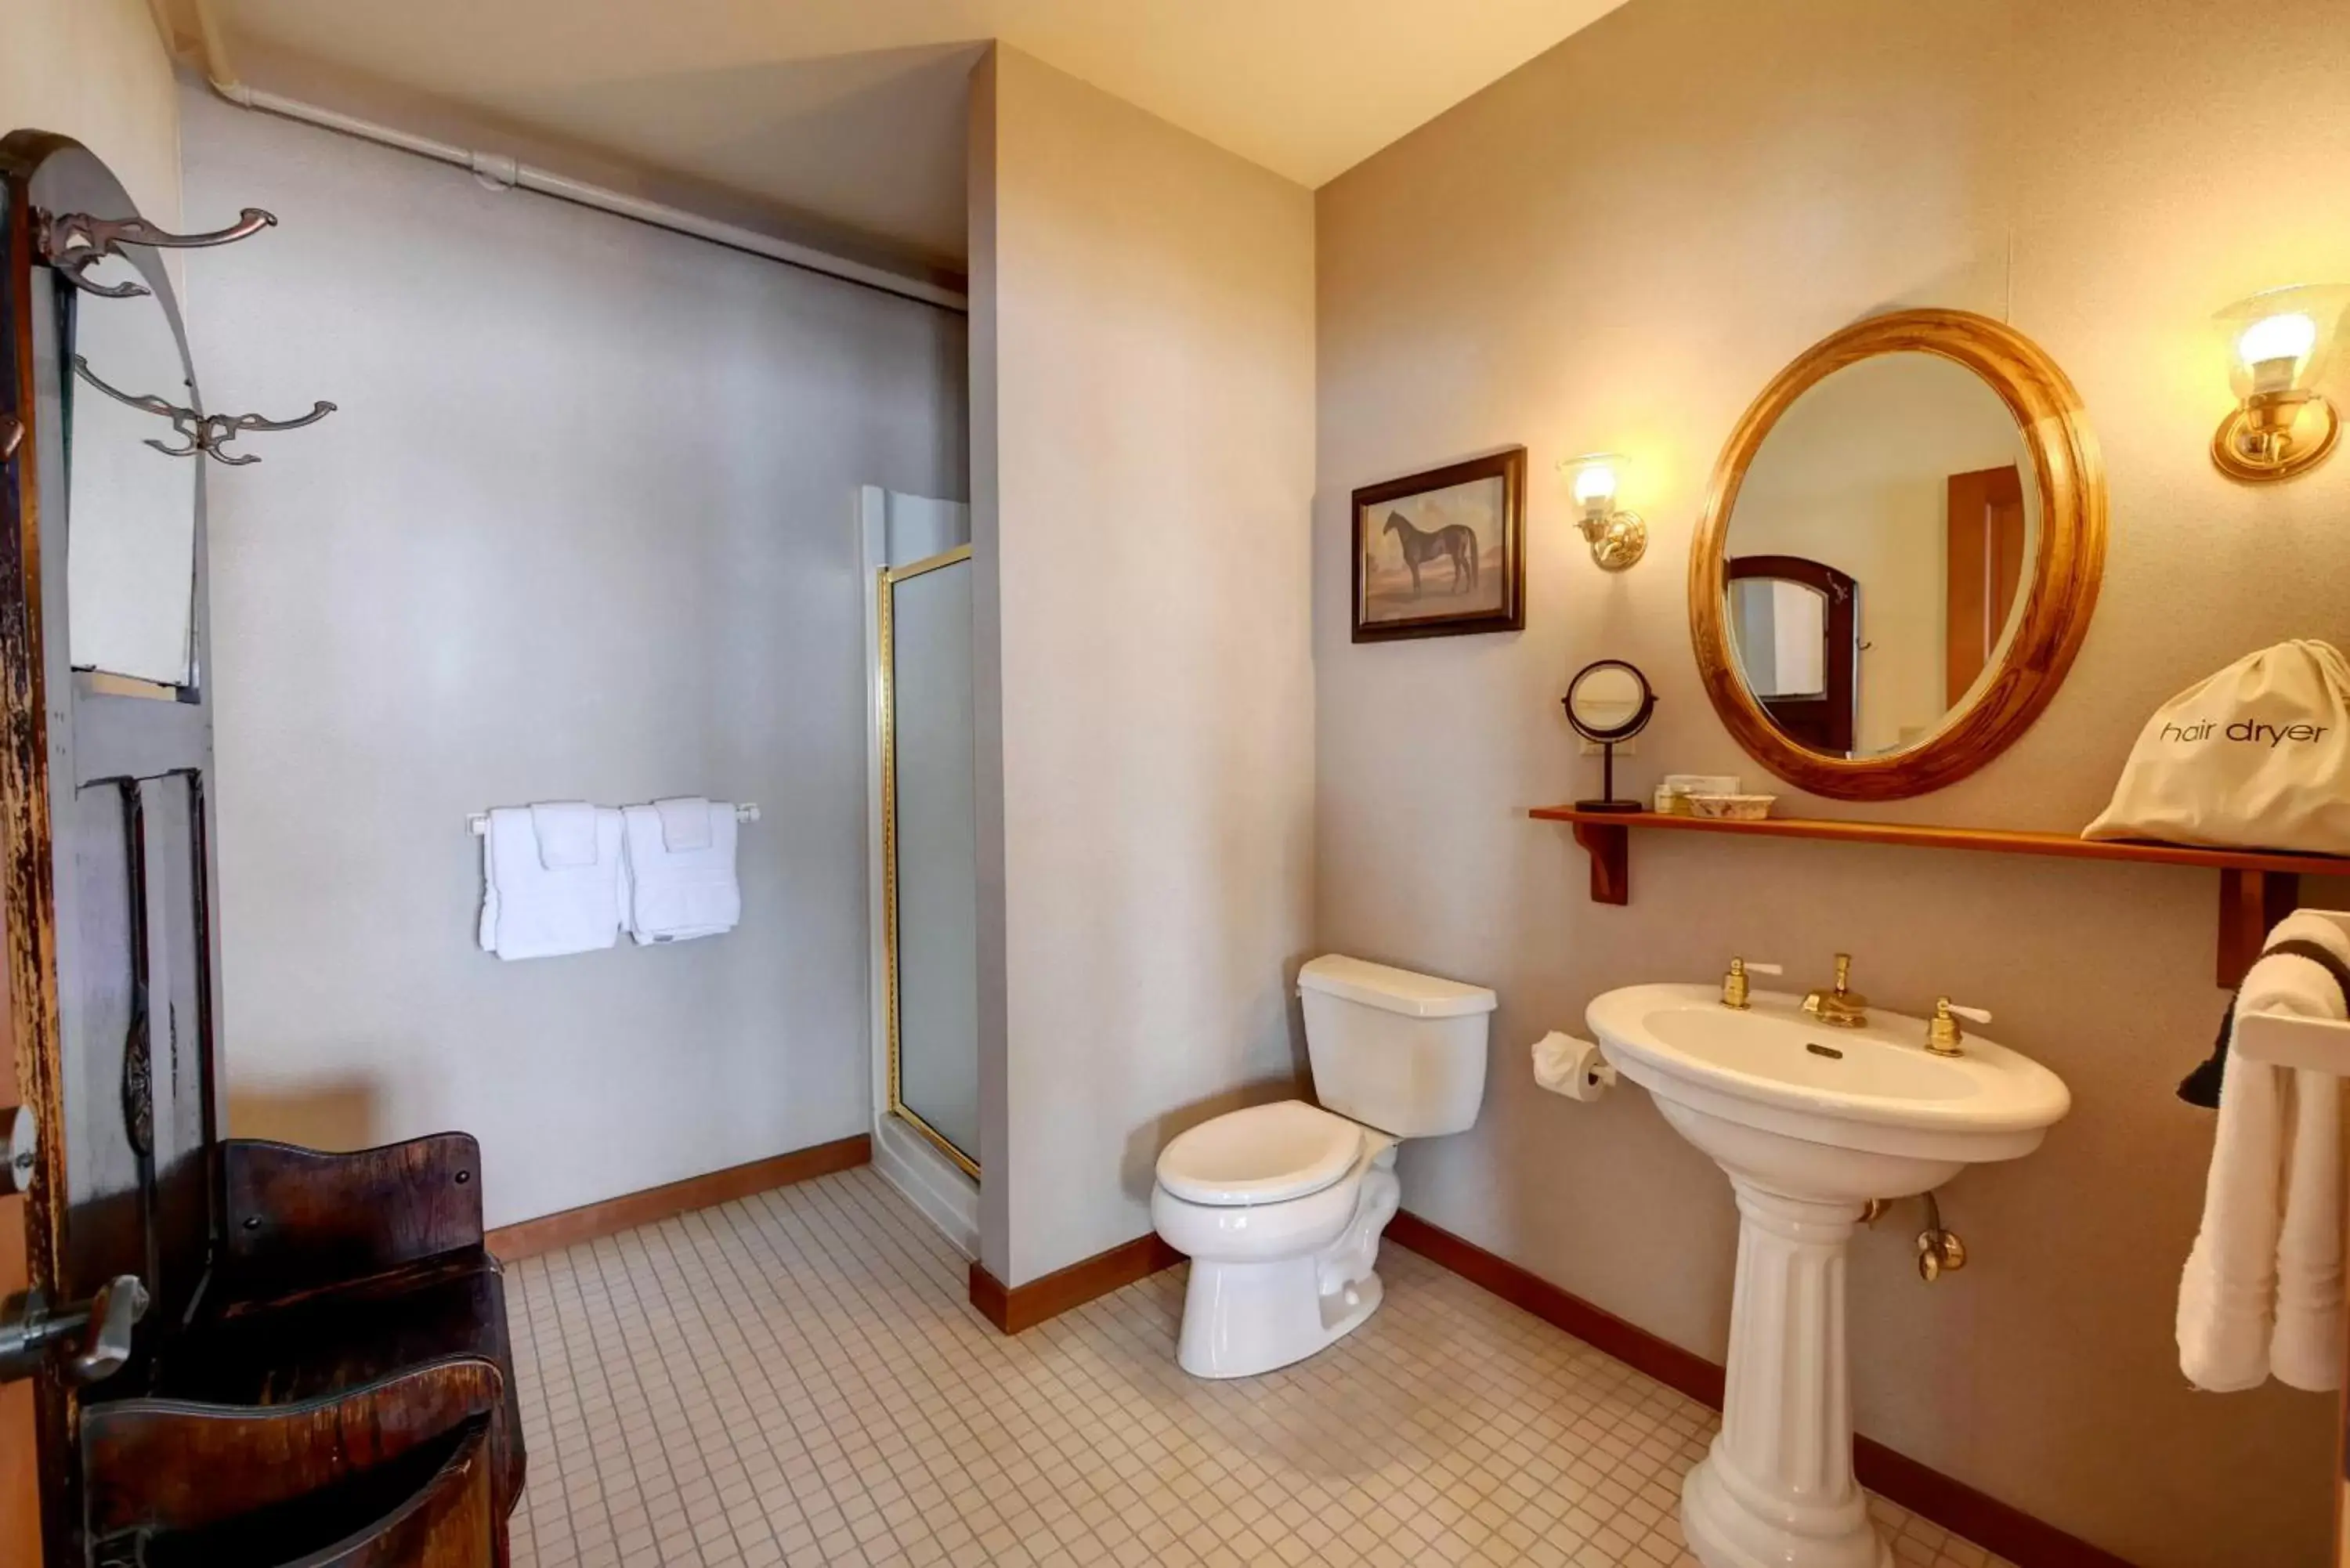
[1570, 821, 1629, 905]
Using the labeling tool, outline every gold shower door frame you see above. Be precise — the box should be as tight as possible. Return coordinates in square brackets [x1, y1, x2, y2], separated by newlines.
[877, 544, 979, 1179]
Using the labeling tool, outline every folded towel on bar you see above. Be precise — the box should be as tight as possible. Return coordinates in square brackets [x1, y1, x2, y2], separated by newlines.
[621, 801, 739, 945]
[529, 800, 600, 869]
[2178, 910, 2350, 1392]
[654, 796, 714, 853]
[479, 805, 624, 960]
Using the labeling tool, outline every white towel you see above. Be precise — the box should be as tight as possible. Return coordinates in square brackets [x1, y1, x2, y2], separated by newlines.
[2178, 910, 2350, 1392]
[620, 802, 739, 945]
[530, 800, 599, 869]
[479, 805, 625, 960]
[655, 796, 713, 853]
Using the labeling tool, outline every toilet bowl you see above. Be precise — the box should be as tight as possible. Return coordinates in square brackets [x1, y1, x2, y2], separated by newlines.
[1152, 1100, 1401, 1378]
[1152, 955, 1494, 1379]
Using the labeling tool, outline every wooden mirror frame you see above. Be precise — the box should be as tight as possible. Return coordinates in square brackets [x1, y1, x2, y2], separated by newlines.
[1690, 309, 2105, 800]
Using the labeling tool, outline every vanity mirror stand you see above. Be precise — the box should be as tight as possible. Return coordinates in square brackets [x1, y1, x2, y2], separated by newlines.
[1563, 659, 1655, 814]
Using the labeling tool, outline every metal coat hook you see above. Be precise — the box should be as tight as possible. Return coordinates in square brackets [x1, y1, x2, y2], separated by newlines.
[73, 356, 334, 466]
[39, 207, 277, 298]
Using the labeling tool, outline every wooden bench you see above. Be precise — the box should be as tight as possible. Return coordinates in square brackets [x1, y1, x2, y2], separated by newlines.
[80, 1133, 526, 1564]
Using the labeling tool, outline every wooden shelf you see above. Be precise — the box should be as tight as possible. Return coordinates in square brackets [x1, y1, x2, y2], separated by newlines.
[1529, 804, 2350, 987]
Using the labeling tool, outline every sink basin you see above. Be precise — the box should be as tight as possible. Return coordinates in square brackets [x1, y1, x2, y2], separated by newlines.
[1585, 982, 2070, 1568]
[1587, 983, 2070, 1199]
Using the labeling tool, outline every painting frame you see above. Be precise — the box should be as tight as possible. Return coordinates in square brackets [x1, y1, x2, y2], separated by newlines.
[1350, 447, 1527, 642]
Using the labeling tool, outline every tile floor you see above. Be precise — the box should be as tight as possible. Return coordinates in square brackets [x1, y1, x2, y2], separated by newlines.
[504, 1165, 2015, 1568]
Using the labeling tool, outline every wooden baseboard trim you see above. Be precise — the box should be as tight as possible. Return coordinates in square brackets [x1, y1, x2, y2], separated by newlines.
[1385, 1210, 2133, 1568]
[486, 1133, 872, 1261]
[970, 1232, 1183, 1335]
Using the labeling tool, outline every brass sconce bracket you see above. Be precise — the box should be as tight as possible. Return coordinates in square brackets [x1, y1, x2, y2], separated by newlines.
[1578, 508, 1647, 571]
[2211, 391, 2340, 483]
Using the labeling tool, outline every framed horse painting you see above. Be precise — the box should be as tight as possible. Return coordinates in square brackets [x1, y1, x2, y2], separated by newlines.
[1350, 447, 1526, 641]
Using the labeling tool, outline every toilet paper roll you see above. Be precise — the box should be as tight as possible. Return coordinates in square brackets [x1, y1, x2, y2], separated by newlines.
[1531, 1031, 1615, 1101]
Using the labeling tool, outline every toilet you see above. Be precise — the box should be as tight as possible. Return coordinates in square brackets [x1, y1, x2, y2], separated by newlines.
[1151, 954, 1495, 1378]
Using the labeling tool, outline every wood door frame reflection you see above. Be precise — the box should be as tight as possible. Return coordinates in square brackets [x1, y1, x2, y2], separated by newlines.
[1725, 554, 1856, 756]
[1690, 309, 2105, 801]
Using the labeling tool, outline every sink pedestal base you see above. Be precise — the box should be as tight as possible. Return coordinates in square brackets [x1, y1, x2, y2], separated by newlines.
[1683, 1179, 1889, 1568]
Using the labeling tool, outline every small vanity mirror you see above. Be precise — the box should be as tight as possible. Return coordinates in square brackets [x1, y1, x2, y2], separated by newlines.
[67, 251, 200, 691]
[1564, 659, 1654, 813]
[1692, 311, 2104, 799]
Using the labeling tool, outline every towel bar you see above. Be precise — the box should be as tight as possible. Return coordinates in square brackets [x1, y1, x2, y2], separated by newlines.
[468, 803, 760, 836]
[2234, 909, 2350, 1071]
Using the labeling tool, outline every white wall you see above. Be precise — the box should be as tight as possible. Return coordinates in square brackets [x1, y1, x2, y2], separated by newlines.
[1314, 1, 2350, 1563]
[969, 47, 1318, 1286]
[0, 0, 179, 229]
[182, 87, 967, 1228]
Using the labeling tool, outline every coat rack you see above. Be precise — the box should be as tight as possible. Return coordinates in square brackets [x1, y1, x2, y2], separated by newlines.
[38, 206, 276, 298]
[71, 356, 334, 466]
[45, 200, 336, 464]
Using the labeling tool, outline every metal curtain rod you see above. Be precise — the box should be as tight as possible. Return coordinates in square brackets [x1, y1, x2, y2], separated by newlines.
[468, 804, 762, 836]
[186, 0, 967, 315]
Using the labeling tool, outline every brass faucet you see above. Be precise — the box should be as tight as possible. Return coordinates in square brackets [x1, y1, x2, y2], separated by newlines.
[1801, 953, 1869, 1028]
[1925, 997, 1991, 1057]
[1719, 957, 1783, 1010]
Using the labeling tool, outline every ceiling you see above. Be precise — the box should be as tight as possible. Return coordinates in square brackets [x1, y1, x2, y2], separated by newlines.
[202, 0, 1630, 270]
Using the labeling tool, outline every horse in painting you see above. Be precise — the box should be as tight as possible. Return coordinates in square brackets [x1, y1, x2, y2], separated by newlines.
[1383, 511, 1479, 597]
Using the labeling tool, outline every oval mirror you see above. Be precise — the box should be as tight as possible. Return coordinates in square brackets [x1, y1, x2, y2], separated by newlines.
[1690, 310, 2104, 800]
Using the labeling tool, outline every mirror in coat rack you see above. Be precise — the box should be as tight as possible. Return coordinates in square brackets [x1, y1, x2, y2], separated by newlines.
[65, 249, 199, 689]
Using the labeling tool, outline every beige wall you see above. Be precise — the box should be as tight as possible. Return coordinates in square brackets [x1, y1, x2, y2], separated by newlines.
[1, 0, 179, 226]
[1315, 2, 2350, 1563]
[970, 45, 1317, 1286]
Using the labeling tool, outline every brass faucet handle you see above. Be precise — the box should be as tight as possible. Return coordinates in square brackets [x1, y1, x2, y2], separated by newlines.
[1831, 952, 1853, 994]
[1925, 997, 1991, 1057]
[1720, 957, 1783, 1010]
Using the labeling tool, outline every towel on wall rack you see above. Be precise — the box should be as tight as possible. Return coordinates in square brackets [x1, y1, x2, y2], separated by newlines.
[620, 802, 740, 945]
[654, 796, 714, 853]
[479, 805, 624, 960]
[2178, 909, 2350, 1392]
[530, 801, 600, 869]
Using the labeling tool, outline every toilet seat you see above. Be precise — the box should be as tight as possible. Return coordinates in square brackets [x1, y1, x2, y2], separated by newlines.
[1155, 1100, 1363, 1206]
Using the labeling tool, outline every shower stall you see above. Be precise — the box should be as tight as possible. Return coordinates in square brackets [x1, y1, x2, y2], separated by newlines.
[861, 489, 980, 1248]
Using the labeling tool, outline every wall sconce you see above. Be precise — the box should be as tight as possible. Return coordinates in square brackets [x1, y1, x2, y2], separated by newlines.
[2211, 284, 2350, 482]
[1562, 452, 1647, 570]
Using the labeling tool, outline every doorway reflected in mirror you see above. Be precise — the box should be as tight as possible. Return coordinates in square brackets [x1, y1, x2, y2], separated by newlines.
[1719, 351, 2038, 760]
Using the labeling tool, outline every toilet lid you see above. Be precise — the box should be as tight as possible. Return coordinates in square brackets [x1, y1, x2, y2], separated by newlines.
[1155, 1100, 1364, 1207]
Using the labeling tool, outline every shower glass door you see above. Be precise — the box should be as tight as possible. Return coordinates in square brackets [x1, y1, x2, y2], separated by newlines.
[880, 544, 979, 1176]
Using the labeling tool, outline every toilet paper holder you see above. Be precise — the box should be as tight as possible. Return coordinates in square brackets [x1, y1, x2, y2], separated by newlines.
[1531, 1031, 1616, 1101]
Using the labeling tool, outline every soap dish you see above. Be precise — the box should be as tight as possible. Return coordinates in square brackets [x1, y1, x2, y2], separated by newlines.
[1687, 793, 1777, 822]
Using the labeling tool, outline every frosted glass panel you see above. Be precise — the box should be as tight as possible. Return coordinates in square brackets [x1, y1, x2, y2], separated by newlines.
[67, 276, 198, 686]
[888, 556, 978, 1166]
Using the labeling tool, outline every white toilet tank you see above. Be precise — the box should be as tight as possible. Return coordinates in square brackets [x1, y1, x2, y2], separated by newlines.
[1298, 955, 1495, 1137]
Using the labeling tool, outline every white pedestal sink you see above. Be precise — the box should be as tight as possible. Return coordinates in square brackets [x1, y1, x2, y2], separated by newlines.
[1585, 984, 2070, 1568]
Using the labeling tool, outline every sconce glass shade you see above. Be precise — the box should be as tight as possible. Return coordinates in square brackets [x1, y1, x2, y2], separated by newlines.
[1564, 452, 1625, 514]
[1559, 452, 1645, 570]
[2211, 284, 2350, 482]
[2216, 284, 2349, 400]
